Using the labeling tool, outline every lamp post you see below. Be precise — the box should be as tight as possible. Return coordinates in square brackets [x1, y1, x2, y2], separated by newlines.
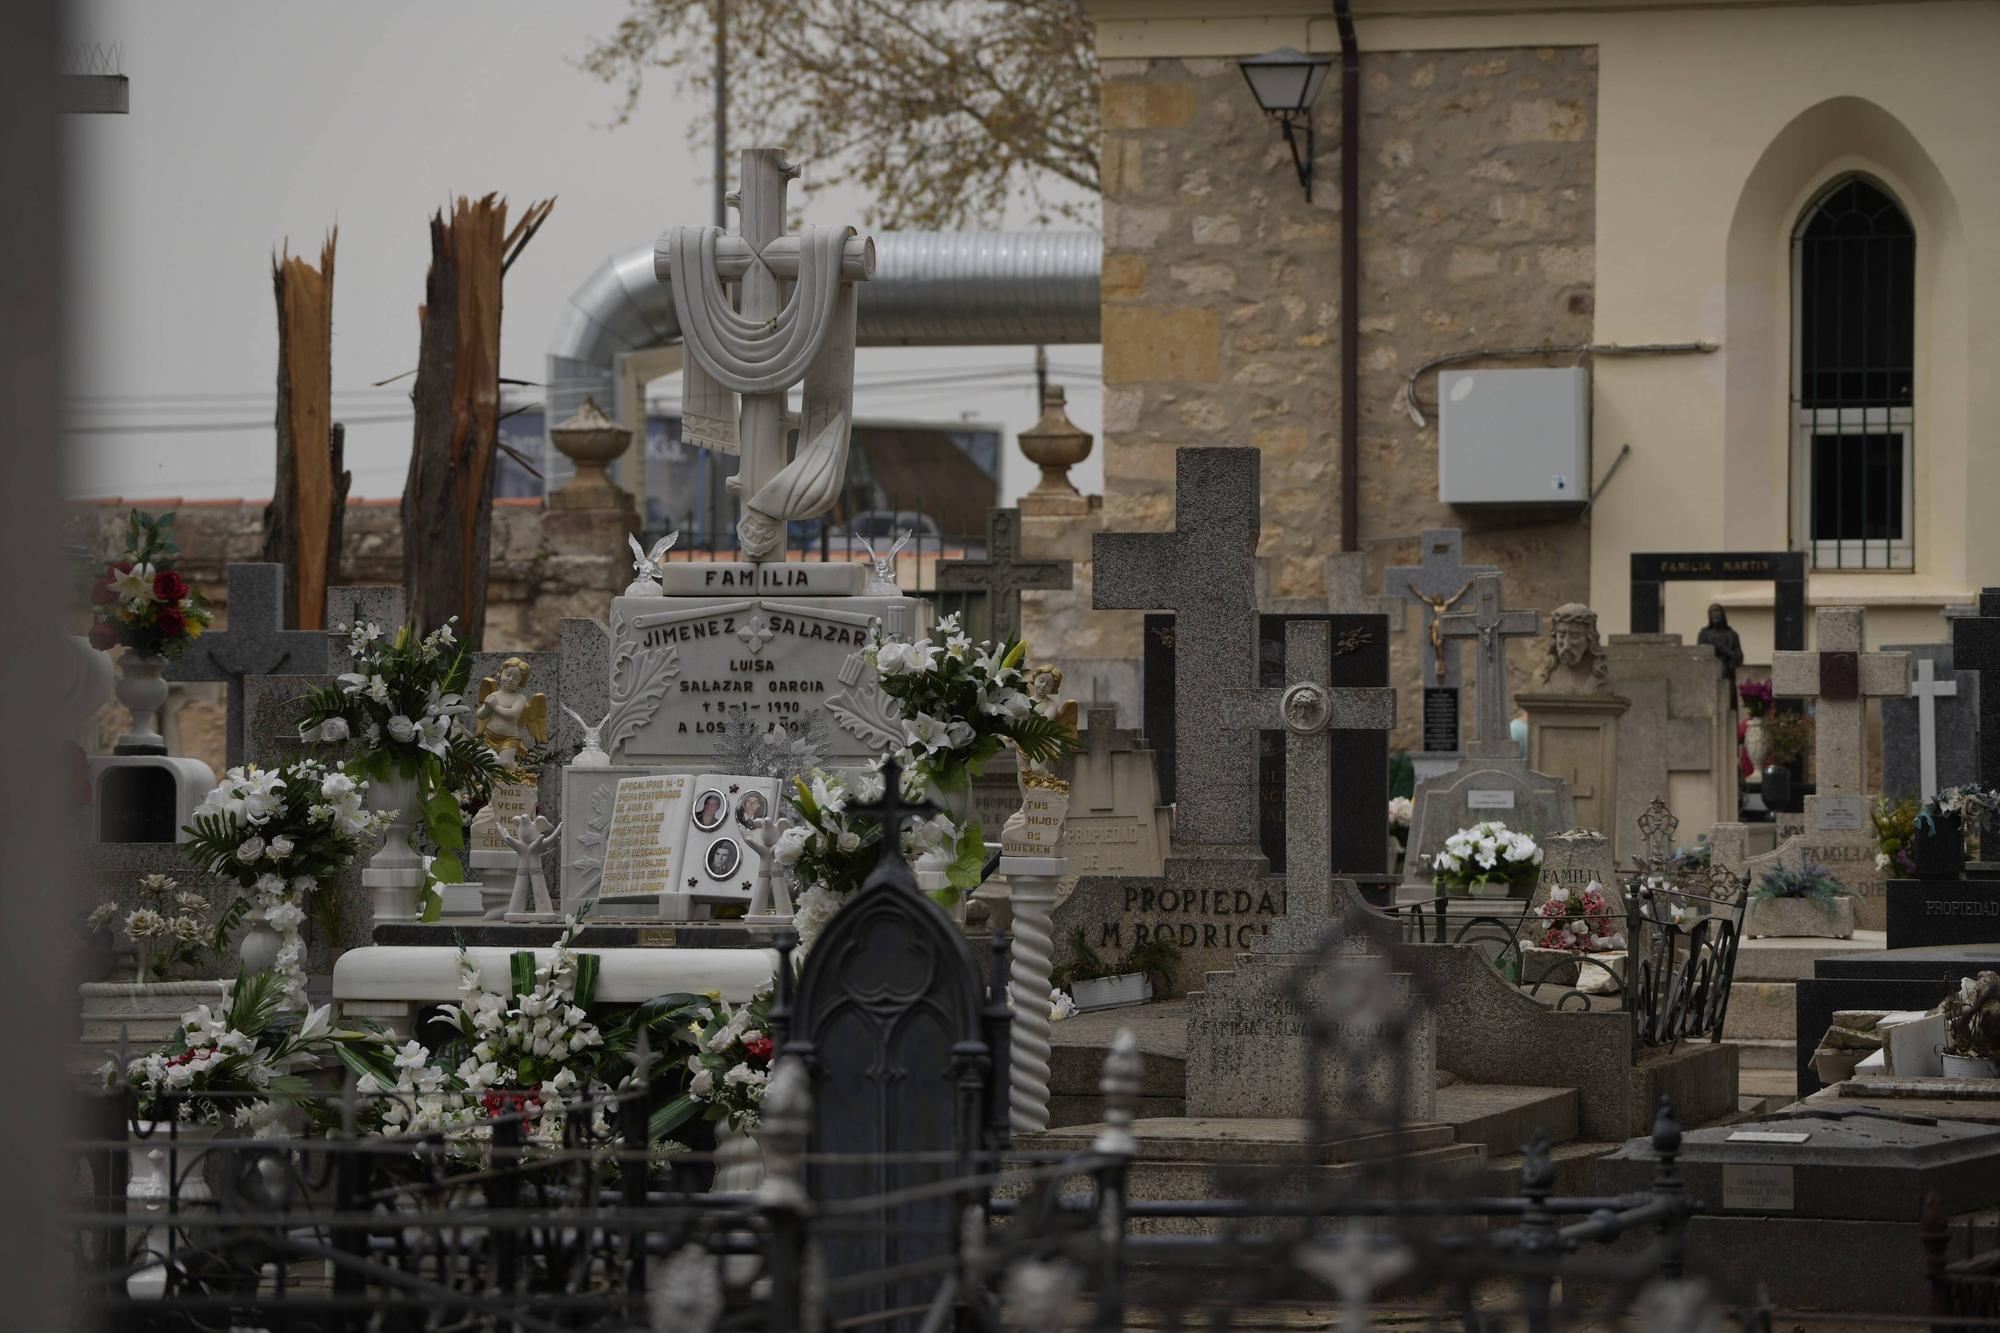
[1237, 47, 1333, 201]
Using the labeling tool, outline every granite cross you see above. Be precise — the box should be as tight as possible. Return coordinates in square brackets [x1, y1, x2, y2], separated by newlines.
[1909, 657, 1960, 801]
[1952, 589, 2000, 792]
[166, 563, 331, 767]
[1382, 529, 1494, 754]
[1219, 621, 1395, 899]
[935, 507, 1072, 644]
[1324, 551, 1405, 629]
[1437, 573, 1539, 760]
[1772, 606, 1910, 797]
[1094, 447, 1262, 854]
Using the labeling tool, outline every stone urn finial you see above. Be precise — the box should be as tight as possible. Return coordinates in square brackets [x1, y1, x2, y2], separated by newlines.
[548, 396, 637, 517]
[1018, 386, 1093, 515]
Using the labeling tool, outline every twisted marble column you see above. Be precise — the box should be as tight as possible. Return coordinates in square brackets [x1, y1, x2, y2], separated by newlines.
[1004, 857, 1063, 1134]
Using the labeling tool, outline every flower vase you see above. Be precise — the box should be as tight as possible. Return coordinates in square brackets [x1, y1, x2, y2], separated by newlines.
[126, 1122, 217, 1299]
[924, 778, 974, 826]
[364, 771, 425, 923]
[710, 1122, 765, 1194]
[114, 652, 170, 755]
[1743, 717, 1772, 773]
[1914, 812, 1966, 881]
[1941, 1053, 2000, 1079]
[238, 906, 282, 974]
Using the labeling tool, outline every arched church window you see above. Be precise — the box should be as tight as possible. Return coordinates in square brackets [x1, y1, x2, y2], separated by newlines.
[1792, 176, 1916, 571]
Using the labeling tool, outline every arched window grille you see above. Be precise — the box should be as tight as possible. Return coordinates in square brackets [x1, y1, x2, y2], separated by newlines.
[1792, 176, 1916, 571]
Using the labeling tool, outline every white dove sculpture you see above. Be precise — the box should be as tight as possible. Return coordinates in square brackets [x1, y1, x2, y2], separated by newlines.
[854, 528, 913, 597]
[623, 530, 680, 597]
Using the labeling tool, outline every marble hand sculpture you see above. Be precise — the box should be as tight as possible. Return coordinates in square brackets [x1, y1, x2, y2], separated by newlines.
[501, 813, 562, 916]
[742, 811, 797, 920]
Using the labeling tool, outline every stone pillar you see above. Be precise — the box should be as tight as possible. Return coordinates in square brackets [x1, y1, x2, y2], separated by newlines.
[1004, 855, 1063, 1135]
[1518, 691, 1630, 837]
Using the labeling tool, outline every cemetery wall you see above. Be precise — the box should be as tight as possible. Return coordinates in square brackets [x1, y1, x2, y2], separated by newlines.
[69, 498, 621, 774]
[1096, 46, 1598, 751]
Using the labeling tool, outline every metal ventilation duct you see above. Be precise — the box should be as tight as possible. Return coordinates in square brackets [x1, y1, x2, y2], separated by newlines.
[544, 231, 1101, 440]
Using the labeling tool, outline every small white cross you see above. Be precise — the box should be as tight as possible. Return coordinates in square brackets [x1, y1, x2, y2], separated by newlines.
[1910, 657, 1959, 801]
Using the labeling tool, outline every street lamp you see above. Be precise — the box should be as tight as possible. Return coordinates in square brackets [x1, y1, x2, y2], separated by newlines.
[1237, 47, 1333, 201]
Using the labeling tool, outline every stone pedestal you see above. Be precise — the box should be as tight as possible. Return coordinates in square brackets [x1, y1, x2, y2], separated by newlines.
[1518, 691, 1630, 837]
[1605, 634, 1736, 863]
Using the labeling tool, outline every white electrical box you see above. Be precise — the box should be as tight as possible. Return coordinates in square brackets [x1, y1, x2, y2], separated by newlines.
[1437, 366, 1590, 506]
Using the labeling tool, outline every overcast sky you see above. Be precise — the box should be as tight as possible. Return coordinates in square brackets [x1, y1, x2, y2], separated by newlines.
[62, 0, 1102, 504]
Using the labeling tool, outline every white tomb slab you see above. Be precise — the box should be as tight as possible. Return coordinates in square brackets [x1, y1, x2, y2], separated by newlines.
[333, 945, 778, 1035]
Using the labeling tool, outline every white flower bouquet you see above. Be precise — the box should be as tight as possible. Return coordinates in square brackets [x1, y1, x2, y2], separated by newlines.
[1429, 820, 1544, 897]
[183, 758, 386, 1007]
[108, 969, 337, 1128]
[778, 765, 979, 938]
[295, 619, 504, 910]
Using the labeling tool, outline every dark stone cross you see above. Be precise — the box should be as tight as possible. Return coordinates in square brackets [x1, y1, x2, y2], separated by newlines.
[1437, 573, 1540, 760]
[845, 757, 941, 886]
[935, 507, 1072, 643]
[1219, 620, 1395, 899]
[166, 563, 330, 767]
[1094, 447, 1263, 855]
[1953, 588, 2000, 792]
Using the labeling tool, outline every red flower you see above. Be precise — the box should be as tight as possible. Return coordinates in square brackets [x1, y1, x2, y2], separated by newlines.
[152, 569, 188, 602]
[89, 579, 116, 606]
[743, 1036, 774, 1063]
[87, 621, 118, 651]
[154, 605, 186, 638]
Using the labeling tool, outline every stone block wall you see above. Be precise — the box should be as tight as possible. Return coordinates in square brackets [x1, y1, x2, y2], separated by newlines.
[1097, 45, 1600, 751]
[70, 497, 629, 775]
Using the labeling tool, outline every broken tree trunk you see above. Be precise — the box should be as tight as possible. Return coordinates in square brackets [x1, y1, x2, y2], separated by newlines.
[262, 231, 347, 628]
[402, 194, 553, 647]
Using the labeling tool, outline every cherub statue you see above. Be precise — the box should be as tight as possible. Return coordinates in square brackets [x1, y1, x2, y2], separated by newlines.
[563, 705, 611, 768]
[624, 530, 680, 597]
[742, 811, 797, 921]
[854, 529, 913, 597]
[474, 657, 548, 776]
[501, 813, 561, 916]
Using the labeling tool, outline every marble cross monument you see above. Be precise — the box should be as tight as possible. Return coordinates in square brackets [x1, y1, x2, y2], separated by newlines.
[166, 563, 331, 766]
[1772, 606, 1910, 797]
[1908, 657, 1959, 801]
[935, 507, 1072, 643]
[1093, 447, 1263, 855]
[654, 147, 873, 562]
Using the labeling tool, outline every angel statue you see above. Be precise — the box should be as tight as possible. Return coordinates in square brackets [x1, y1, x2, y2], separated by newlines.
[624, 530, 680, 597]
[854, 529, 913, 597]
[475, 656, 548, 777]
[563, 705, 611, 768]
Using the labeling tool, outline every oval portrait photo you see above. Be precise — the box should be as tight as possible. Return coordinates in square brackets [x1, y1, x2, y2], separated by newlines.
[705, 837, 741, 880]
[691, 788, 727, 832]
[735, 790, 768, 829]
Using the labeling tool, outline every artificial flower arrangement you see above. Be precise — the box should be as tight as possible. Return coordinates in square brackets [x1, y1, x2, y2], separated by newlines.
[649, 989, 776, 1139]
[1737, 677, 1774, 720]
[85, 510, 213, 658]
[861, 613, 1079, 900]
[181, 759, 386, 1009]
[1750, 859, 1848, 922]
[337, 912, 614, 1145]
[776, 764, 980, 939]
[1532, 881, 1626, 954]
[294, 618, 503, 918]
[1918, 784, 1997, 834]
[1873, 796, 1919, 876]
[1940, 971, 2000, 1065]
[108, 969, 338, 1133]
[86, 873, 219, 983]
[1387, 796, 1414, 847]
[1429, 821, 1544, 897]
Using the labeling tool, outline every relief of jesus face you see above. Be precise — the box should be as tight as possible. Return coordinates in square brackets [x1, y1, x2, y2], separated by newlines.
[1553, 624, 1586, 667]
